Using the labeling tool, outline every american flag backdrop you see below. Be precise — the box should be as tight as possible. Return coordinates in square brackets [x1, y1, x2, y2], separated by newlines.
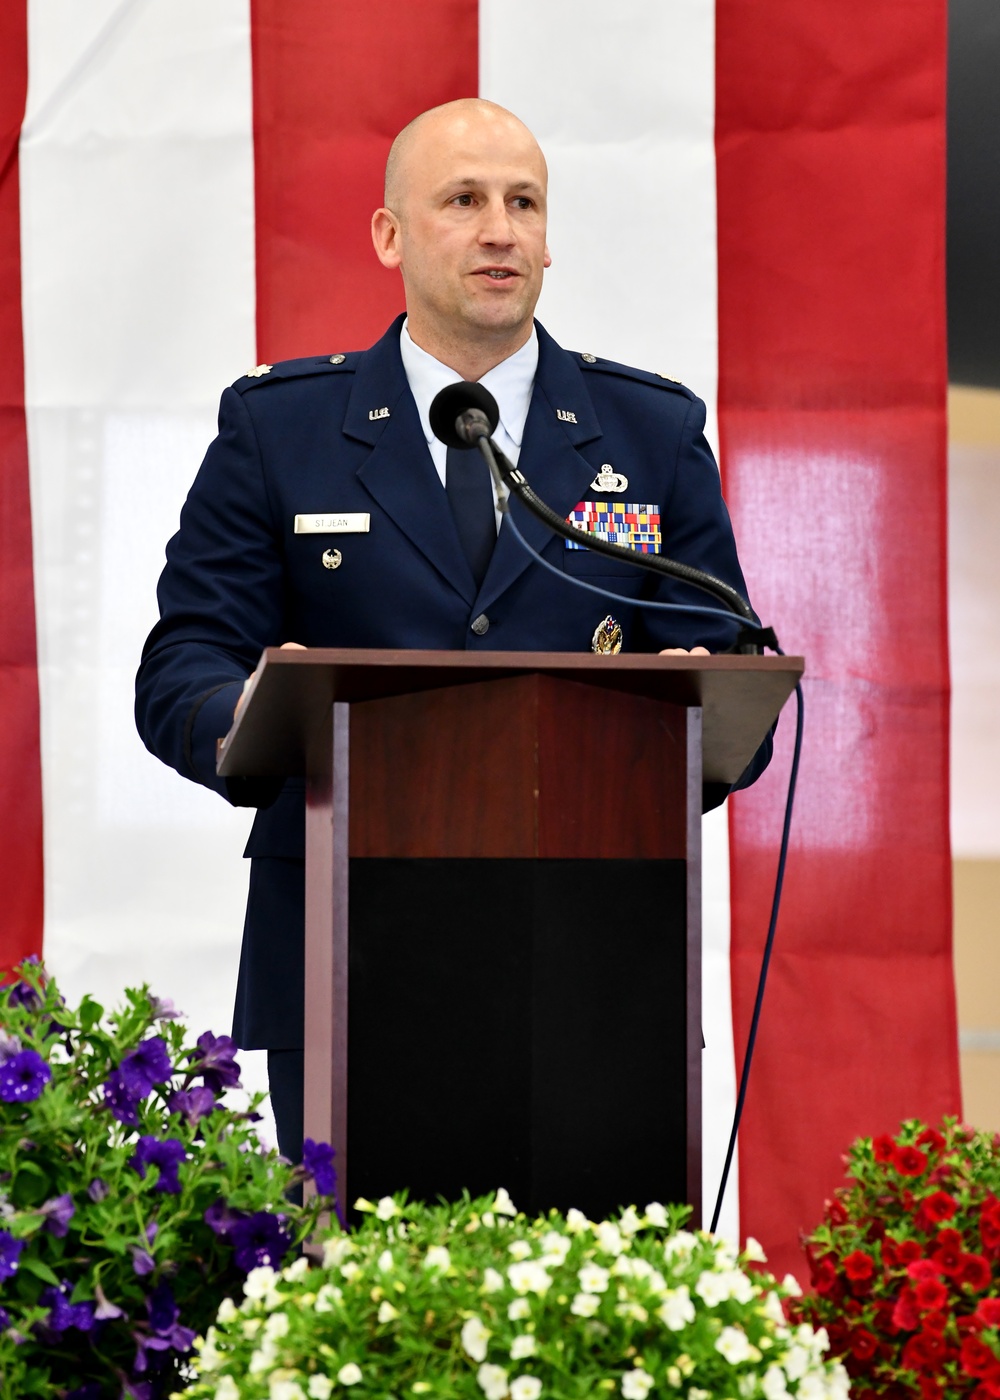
[0, 0, 958, 1278]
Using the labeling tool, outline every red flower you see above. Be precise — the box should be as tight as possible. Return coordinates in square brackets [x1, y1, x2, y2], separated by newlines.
[907, 1259, 942, 1284]
[923, 1311, 948, 1335]
[916, 1127, 947, 1155]
[914, 1278, 949, 1313]
[918, 1379, 944, 1400]
[898, 1239, 924, 1265]
[981, 1202, 1000, 1253]
[904, 1331, 949, 1373]
[961, 1335, 1000, 1380]
[850, 1327, 880, 1361]
[959, 1253, 994, 1292]
[893, 1285, 921, 1332]
[826, 1199, 848, 1226]
[813, 1257, 843, 1300]
[915, 1191, 958, 1231]
[874, 1133, 897, 1163]
[976, 1299, 1000, 1329]
[845, 1250, 877, 1282]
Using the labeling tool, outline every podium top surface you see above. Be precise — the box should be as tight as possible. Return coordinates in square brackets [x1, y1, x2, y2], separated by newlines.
[217, 647, 803, 786]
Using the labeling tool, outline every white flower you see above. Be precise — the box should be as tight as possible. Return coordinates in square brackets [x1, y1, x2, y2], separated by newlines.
[377, 1249, 394, 1272]
[618, 1207, 642, 1236]
[798, 1377, 829, 1400]
[570, 1292, 600, 1317]
[477, 1363, 510, 1400]
[482, 1212, 496, 1228]
[376, 1196, 399, 1220]
[665, 1368, 682, 1389]
[483, 1267, 505, 1294]
[826, 1362, 851, 1400]
[577, 1263, 610, 1294]
[510, 1378, 541, 1400]
[314, 1284, 342, 1313]
[508, 1261, 551, 1295]
[695, 1268, 754, 1307]
[264, 1312, 290, 1341]
[268, 1382, 305, 1400]
[621, 1369, 654, 1400]
[282, 1257, 311, 1282]
[541, 1231, 571, 1261]
[782, 1273, 803, 1297]
[656, 1285, 695, 1330]
[743, 1237, 767, 1263]
[508, 1240, 533, 1261]
[644, 1202, 669, 1228]
[337, 1364, 363, 1386]
[340, 1261, 361, 1282]
[217, 1297, 238, 1324]
[594, 1221, 624, 1256]
[424, 1245, 451, 1272]
[761, 1292, 786, 1325]
[244, 1266, 278, 1300]
[717, 1326, 754, 1364]
[689, 1390, 711, 1400]
[783, 1346, 811, 1382]
[615, 1302, 648, 1323]
[309, 1380, 334, 1400]
[462, 1316, 492, 1362]
[198, 1331, 222, 1372]
[510, 1335, 537, 1360]
[565, 1208, 590, 1234]
[662, 1230, 698, 1259]
[323, 1237, 355, 1269]
[508, 1298, 532, 1320]
[250, 1340, 278, 1374]
[378, 1301, 399, 1323]
[493, 1187, 518, 1217]
[214, 1380, 241, 1400]
[714, 1237, 740, 1268]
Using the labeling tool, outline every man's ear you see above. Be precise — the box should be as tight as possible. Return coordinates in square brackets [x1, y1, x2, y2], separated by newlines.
[372, 208, 403, 269]
[544, 244, 552, 268]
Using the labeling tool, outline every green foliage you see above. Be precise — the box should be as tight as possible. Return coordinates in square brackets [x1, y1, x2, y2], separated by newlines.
[181, 1190, 848, 1400]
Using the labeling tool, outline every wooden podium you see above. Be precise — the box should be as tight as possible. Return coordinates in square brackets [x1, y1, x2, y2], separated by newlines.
[218, 648, 802, 1223]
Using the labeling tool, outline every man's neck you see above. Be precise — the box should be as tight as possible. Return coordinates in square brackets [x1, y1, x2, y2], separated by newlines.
[403, 320, 533, 382]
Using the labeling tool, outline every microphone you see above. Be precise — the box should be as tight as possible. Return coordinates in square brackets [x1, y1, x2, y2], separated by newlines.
[427, 382, 769, 645]
[428, 381, 499, 449]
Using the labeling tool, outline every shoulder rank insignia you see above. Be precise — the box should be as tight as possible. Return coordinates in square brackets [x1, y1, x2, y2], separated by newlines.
[246, 364, 272, 378]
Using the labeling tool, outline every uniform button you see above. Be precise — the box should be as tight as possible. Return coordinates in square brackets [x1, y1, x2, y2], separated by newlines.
[581, 352, 597, 363]
[329, 354, 346, 365]
[470, 614, 490, 636]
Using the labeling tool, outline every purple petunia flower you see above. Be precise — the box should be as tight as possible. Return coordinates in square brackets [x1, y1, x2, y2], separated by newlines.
[189, 1030, 242, 1094]
[0, 1030, 21, 1062]
[40, 1192, 75, 1237]
[203, 1198, 245, 1238]
[67, 1387, 102, 1400]
[129, 1244, 156, 1276]
[0, 1306, 9, 1331]
[88, 1177, 109, 1203]
[131, 1283, 196, 1373]
[0, 1231, 23, 1281]
[103, 1068, 140, 1126]
[119, 1036, 172, 1099]
[6, 977, 41, 1011]
[167, 1085, 216, 1127]
[130, 1136, 185, 1194]
[148, 994, 181, 1021]
[93, 1282, 127, 1321]
[302, 1138, 337, 1196]
[229, 1211, 292, 1272]
[0, 1048, 51, 1103]
[37, 1281, 95, 1338]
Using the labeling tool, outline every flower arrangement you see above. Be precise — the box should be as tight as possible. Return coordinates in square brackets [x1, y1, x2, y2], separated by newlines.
[795, 1117, 1000, 1400]
[0, 960, 338, 1400]
[181, 1188, 847, 1400]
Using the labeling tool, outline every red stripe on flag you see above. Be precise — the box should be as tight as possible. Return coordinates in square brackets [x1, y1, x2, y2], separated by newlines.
[716, 3, 957, 1277]
[0, 1, 44, 975]
[250, 0, 479, 358]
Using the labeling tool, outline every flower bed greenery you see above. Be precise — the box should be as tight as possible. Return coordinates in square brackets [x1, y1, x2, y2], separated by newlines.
[0, 961, 337, 1400]
[795, 1117, 1000, 1399]
[180, 1190, 847, 1400]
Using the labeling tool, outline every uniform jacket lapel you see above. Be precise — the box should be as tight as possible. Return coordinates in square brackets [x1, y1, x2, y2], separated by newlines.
[347, 318, 477, 604]
[478, 321, 603, 612]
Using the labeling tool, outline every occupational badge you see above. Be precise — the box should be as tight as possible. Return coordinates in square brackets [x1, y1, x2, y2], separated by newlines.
[589, 463, 628, 493]
[591, 616, 623, 654]
[321, 549, 343, 570]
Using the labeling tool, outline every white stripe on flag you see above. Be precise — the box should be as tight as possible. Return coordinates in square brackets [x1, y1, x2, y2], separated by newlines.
[21, 0, 264, 1103]
[481, 0, 737, 1236]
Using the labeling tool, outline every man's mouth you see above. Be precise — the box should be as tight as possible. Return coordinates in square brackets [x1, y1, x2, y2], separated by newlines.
[475, 268, 518, 280]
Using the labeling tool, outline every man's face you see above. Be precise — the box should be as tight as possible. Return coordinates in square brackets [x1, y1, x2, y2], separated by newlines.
[373, 107, 551, 358]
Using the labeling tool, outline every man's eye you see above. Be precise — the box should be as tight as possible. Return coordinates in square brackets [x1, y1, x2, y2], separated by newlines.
[452, 194, 474, 207]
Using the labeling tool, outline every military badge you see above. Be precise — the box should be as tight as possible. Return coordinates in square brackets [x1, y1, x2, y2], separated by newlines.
[589, 463, 628, 493]
[565, 501, 661, 553]
[591, 616, 623, 654]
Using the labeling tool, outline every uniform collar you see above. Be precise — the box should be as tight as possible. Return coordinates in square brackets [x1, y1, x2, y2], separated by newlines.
[399, 318, 539, 450]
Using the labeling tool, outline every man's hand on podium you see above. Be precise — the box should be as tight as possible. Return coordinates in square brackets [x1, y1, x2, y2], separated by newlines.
[659, 646, 710, 656]
[234, 641, 307, 720]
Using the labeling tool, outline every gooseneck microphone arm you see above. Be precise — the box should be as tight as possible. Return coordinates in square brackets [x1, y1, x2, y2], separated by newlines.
[431, 384, 762, 632]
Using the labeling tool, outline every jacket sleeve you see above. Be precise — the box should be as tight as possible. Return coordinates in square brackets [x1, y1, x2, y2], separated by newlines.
[134, 386, 286, 807]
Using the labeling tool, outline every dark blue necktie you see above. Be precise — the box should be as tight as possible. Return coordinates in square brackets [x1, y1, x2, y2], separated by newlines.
[446, 445, 496, 590]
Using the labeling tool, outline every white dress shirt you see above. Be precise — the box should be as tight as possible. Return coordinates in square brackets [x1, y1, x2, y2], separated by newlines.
[398, 318, 538, 529]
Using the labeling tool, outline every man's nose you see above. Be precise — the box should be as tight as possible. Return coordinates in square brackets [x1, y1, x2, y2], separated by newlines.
[477, 197, 515, 245]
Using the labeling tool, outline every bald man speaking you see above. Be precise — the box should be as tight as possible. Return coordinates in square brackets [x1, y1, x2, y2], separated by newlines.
[136, 100, 769, 1161]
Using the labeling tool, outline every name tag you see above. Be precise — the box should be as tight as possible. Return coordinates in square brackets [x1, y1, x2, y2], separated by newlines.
[294, 513, 370, 535]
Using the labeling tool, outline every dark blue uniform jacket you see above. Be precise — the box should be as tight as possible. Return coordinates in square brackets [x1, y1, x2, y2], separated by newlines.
[135, 316, 770, 1048]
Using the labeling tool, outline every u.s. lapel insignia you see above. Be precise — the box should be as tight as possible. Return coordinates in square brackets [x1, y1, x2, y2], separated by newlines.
[591, 615, 623, 654]
[368, 406, 390, 421]
[322, 549, 342, 570]
[556, 408, 578, 423]
[590, 463, 628, 493]
[246, 364, 272, 378]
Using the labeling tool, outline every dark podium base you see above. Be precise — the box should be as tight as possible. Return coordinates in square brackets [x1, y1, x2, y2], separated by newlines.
[347, 857, 688, 1220]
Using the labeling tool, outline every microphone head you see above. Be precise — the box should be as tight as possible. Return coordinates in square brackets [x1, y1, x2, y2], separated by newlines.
[429, 381, 500, 450]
